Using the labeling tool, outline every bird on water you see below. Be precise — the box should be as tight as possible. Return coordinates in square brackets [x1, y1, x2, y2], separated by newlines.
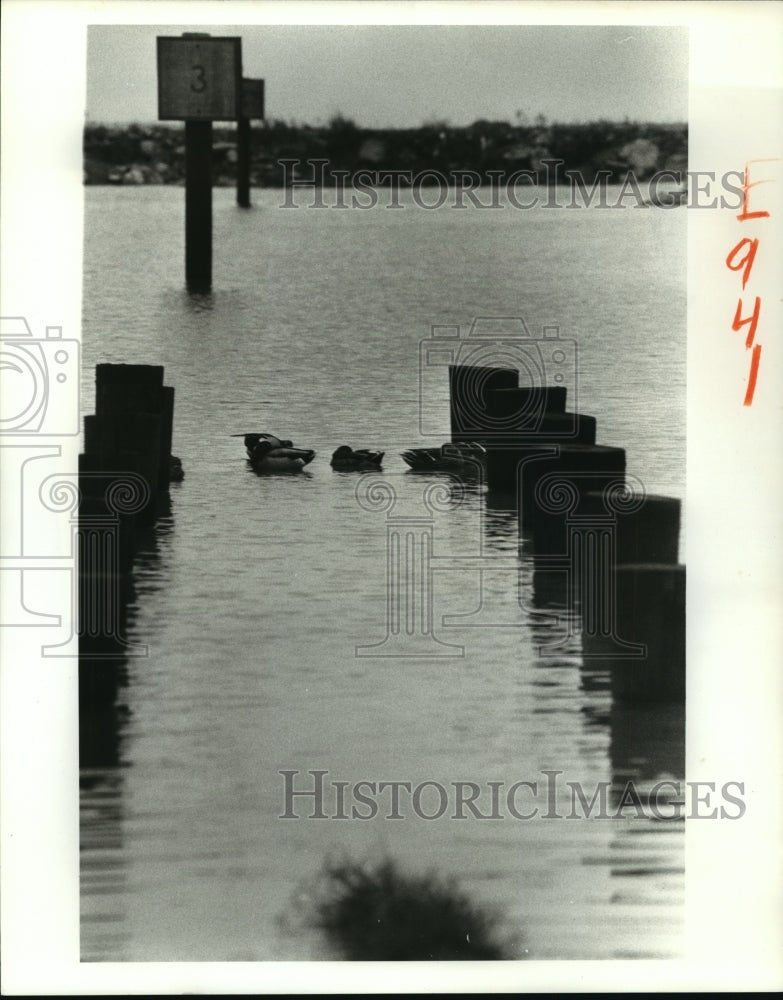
[400, 441, 486, 472]
[330, 446, 384, 471]
[238, 433, 315, 472]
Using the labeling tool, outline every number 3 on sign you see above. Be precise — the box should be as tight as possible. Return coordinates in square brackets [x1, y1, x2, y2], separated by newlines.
[191, 64, 207, 93]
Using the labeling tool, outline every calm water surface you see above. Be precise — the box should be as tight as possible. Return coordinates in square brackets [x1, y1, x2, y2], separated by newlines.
[80, 186, 686, 961]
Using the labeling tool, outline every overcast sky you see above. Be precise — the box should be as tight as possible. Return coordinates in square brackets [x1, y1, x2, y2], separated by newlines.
[86, 23, 688, 127]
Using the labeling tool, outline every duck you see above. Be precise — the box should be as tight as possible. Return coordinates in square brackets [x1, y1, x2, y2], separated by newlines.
[169, 455, 185, 482]
[249, 438, 315, 472]
[241, 432, 293, 459]
[330, 446, 385, 471]
[400, 441, 487, 472]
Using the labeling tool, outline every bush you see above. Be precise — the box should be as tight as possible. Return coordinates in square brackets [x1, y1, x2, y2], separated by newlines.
[289, 855, 515, 961]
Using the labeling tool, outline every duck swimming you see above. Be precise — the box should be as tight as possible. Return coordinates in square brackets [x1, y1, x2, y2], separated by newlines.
[242, 433, 293, 458]
[169, 455, 185, 482]
[330, 446, 385, 471]
[249, 438, 315, 472]
[400, 441, 487, 472]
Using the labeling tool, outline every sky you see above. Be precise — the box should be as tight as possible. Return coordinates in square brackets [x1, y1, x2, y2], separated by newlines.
[86, 23, 688, 127]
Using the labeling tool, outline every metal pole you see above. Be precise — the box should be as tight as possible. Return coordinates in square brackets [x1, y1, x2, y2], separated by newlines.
[237, 114, 251, 208]
[185, 120, 213, 291]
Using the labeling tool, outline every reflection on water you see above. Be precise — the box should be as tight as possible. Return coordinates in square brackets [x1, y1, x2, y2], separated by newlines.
[80, 507, 172, 961]
[80, 187, 685, 961]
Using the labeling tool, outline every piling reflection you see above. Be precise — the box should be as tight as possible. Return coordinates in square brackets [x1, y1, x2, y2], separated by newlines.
[481, 503, 518, 546]
[522, 496, 685, 957]
[79, 478, 172, 961]
[608, 700, 685, 803]
[579, 639, 685, 957]
[183, 289, 215, 312]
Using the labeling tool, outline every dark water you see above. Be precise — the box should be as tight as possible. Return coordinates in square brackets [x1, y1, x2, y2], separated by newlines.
[80, 185, 686, 961]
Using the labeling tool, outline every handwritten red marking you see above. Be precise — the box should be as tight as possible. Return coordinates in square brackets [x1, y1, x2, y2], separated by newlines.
[737, 159, 776, 221]
[731, 296, 761, 348]
[743, 344, 761, 407]
[727, 158, 778, 406]
[725, 237, 759, 290]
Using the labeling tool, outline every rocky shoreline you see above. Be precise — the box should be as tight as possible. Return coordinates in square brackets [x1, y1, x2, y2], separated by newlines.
[84, 118, 687, 187]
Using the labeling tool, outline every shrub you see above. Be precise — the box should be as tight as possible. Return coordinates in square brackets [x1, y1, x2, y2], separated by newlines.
[292, 855, 514, 961]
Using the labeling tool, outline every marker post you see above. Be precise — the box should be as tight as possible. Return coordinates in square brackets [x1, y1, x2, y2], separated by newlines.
[238, 78, 265, 209]
[156, 33, 242, 291]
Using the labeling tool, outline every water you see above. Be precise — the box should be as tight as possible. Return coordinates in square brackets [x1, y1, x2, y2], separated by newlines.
[80, 185, 686, 961]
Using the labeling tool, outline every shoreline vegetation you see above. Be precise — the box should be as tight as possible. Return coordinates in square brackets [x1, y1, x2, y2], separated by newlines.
[83, 117, 687, 187]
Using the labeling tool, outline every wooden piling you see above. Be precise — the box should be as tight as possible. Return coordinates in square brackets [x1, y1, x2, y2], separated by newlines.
[531, 491, 681, 563]
[94, 365, 176, 490]
[486, 441, 623, 517]
[83, 414, 99, 455]
[584, 492, 680, 565]
[475, 382, 597, 490]
[486, 385, 568, 422]
[78, 455, 140, 575]
[95, 363, 164, 390]
[517, 443, 627, 530]
[80, 364, 179, 728]
[448, 364, 518, 443]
